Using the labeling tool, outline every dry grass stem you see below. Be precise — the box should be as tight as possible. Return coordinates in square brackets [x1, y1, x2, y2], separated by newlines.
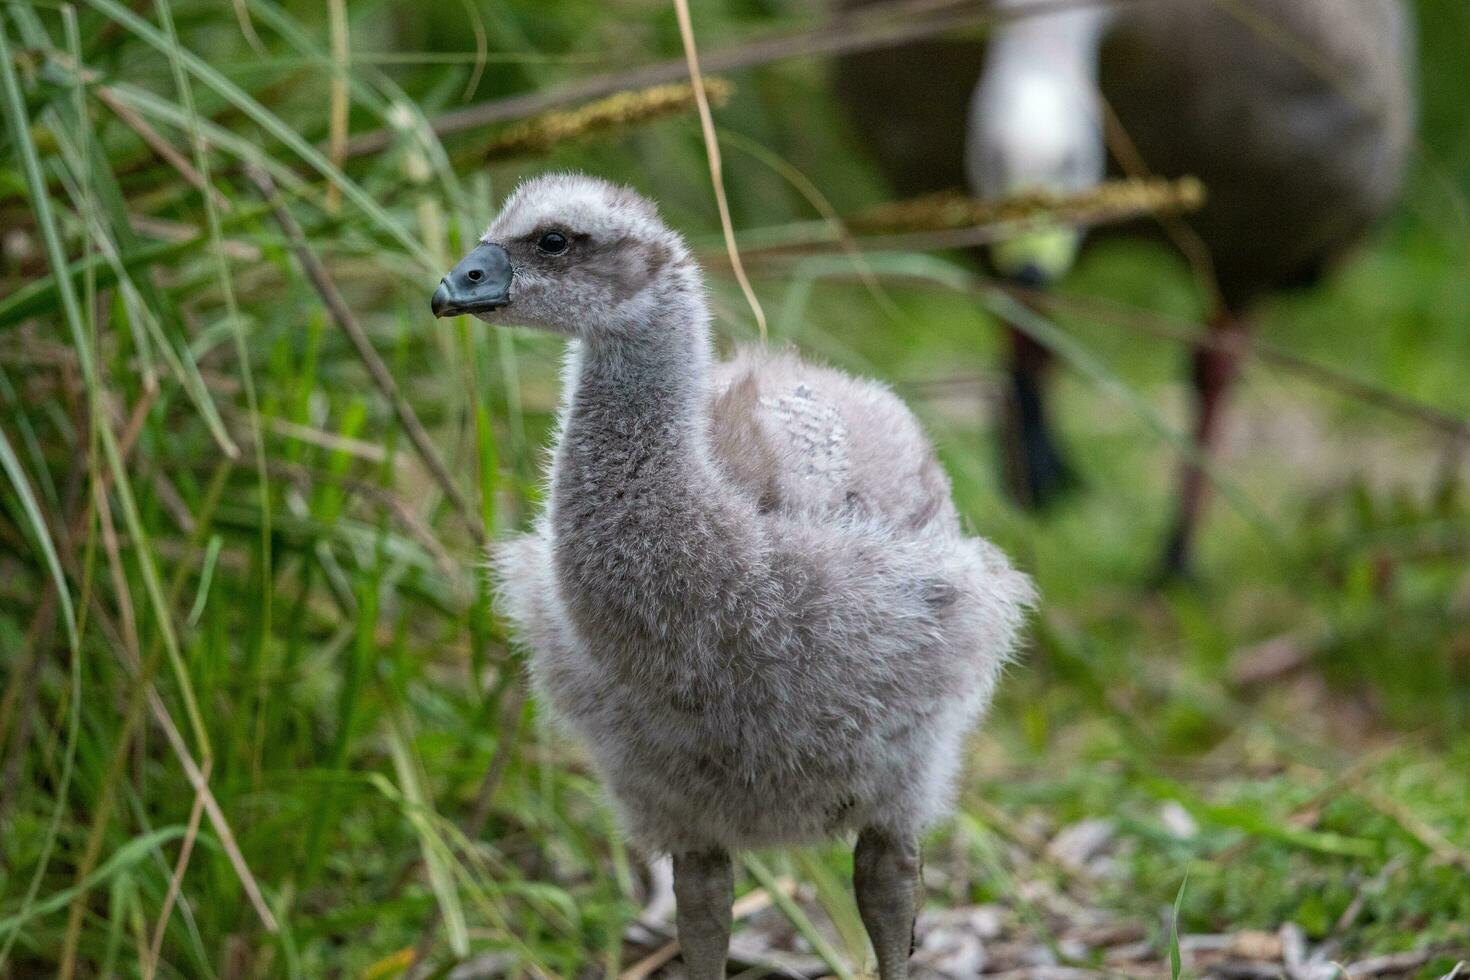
[247, 166, 488, 550]
[1364, 791, 1470, 872]
[671, 0, 768, 342]
[1018, 288, 1470, 443]
[93, 87, 231, 211]
[617, 878, 799, 980]
[483, 79, 734, 160]
[143, 759, 211, 980]
[849, 176, 1206, 235]
[143, 686, 280, 932]
[326, 0, 349, 213]
[409, 683, 527, 969]
[342, 0, 1117, 159]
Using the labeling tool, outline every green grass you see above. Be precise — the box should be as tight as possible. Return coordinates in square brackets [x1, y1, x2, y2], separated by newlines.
[1, 0, 1468, 977]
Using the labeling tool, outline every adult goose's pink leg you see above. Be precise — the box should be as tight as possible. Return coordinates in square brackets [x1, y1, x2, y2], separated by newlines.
[1159, 313, 1249, 579]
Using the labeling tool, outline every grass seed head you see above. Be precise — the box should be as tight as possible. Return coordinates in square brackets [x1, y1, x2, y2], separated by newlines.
[484, 78, 736, 160]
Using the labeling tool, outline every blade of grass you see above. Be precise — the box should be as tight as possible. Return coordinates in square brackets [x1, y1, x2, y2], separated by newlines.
[4, 12, 216, 766]
[0, 827, 189, 941]
[152, 0, 270, 771]
[46, 123, 240, 458]
[0, 48, 91, 963]
[387, 717, 470, 959]
[83, 0, 436, 268]
[141, 740, 213, 980]
[248, 166, 487, 549]
[1170, 869, 1189, 980]
[0, 443, 84, 971]
[325, 0, 348, 214]
[742, 854, 854, 980]
[0, 419, 78, 650]
[185, 534, 223, 628]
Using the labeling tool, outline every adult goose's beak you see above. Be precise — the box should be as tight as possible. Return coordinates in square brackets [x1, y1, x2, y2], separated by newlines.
[431, 242, 513, 317]
[991, 225, 1081, 288]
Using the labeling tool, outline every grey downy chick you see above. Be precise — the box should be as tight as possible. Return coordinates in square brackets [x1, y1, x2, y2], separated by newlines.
[432, 173, 1034, 979]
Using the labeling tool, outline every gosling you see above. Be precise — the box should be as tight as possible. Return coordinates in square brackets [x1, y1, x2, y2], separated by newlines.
[432, 173, 1033, 979]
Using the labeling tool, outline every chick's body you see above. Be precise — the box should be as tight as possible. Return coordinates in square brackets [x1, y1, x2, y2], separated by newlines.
[500, 346, 1029, 854]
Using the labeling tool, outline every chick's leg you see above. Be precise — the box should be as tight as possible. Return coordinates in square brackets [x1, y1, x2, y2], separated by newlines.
[673, 847, 732, 980]
[854, 826, 920, 980]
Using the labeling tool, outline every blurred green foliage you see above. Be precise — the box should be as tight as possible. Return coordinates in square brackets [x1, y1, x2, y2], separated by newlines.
[0, 0, 1466, 976]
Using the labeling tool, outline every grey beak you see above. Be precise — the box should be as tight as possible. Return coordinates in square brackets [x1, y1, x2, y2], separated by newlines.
[431, 242, 513, 317]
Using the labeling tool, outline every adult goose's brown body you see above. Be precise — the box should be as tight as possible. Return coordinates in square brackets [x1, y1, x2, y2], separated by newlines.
[835, 0, 1415, 573]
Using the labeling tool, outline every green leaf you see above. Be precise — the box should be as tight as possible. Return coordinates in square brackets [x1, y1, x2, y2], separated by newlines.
[82, 0, 436, 270]
[0, 827, 187, 940]
[1170, 869, 1189, 980]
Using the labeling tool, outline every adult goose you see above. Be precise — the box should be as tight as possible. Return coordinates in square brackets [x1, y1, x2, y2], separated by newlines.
[836, 0, 1415, 575]
[433, 174, 1033, 978]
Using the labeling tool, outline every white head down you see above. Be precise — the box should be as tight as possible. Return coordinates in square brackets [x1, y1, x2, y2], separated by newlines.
[431, 174, 700, 340]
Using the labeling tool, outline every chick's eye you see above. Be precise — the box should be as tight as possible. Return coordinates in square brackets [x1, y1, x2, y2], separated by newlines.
[537, 231, 569, 255]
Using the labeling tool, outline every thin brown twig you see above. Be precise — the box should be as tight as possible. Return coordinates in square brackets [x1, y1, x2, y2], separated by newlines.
[1332, 855, 1405, 938]
[775, 260, 1469, 444]
[59, 406, 280, 953]
[145, 682, 281, 932]
[1344, 945, 1464, 978]
[144, 757, 212, 980]
[339, 0, 1138, 160]
[1016, 287, 1470, 444]
[38, 49, 226, 211]
[246, 166, 488, 551]
[57, 386, 162, 978]
[1098, 94, 1222, 315]
[722, 178, 1205, 262]
[93, 86, 231, 211]
[618, 879, 799, 980]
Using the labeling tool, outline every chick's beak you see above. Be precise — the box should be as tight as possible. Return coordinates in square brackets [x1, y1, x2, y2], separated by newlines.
[431, 242, 513, 317]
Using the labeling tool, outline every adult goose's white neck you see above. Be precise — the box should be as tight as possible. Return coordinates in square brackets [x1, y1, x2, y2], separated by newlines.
[967, 3, 1113, 198]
